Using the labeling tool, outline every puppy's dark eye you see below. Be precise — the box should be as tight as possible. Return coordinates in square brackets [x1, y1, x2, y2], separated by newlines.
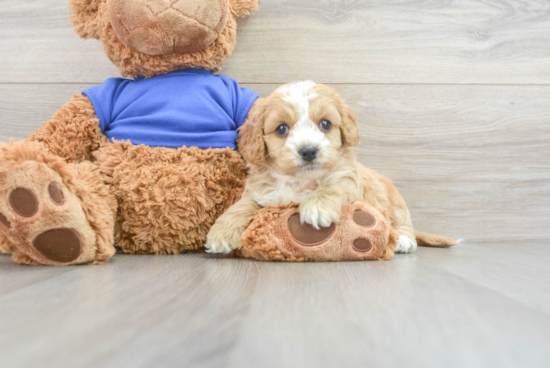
[276, 124, 290, 137]
[319, 119, 332, 132]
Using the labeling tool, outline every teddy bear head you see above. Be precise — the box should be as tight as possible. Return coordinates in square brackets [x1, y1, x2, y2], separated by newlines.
[69, 0, 258, 78]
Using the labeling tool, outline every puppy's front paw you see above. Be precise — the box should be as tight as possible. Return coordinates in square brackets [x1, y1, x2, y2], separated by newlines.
[204, 223, 243, 254]
[395, 235, 418, 254]
[299, 197, 341, 229]
[204, 239, 236, 255]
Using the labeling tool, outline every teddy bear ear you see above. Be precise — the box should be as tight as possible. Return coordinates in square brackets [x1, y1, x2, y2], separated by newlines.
[229, 0, 259, 18]
[68, 0, 103, 39]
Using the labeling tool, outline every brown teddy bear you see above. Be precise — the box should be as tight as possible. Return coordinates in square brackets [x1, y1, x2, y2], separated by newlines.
[0, 0, 260, 266]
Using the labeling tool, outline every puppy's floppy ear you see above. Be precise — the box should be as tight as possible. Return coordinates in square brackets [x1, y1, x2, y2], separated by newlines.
[69, 0, 103, 39]
[230, 0, 259, 18]
[340, 103, 360, 147]
[238, 98, 266, 165]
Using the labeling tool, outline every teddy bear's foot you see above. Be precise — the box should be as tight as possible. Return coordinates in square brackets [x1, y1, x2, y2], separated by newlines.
[0, 141, 116, 266]
[238, 202, 399, 262]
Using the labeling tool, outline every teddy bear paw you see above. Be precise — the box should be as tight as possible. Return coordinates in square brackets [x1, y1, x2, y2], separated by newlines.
[288, 206, 381, 258]
[0, 161, 99, 265]
[239, 202, 397, 262]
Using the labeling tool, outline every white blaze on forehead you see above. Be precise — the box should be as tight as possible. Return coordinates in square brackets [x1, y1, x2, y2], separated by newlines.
[279, 80, 317, 121]
[279, 81, 330, 165]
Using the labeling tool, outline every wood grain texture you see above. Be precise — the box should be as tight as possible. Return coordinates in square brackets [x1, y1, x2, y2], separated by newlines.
[0, 246, 549, 368]
[1, 0, 550, 84]
[1, 83, 548, 242]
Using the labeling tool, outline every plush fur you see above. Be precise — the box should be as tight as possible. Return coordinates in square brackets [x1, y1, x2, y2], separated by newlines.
[29, 94, 107, 163]
[0, 141, 116, 266]
[107, 0, 230, 56]
[0, 0, 257, 266]
[68, 0, 256, 78]
[237, 202, 399, 262]
[94, 141, 246, 255]
[205, 82, 457, 257]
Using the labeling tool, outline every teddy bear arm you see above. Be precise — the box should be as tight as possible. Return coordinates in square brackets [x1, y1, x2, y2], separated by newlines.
[28, 93, 107, 163]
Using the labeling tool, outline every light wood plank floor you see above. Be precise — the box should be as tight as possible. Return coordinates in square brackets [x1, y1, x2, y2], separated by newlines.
[1, 243, 550, 368]
[1, 1, 549, 367]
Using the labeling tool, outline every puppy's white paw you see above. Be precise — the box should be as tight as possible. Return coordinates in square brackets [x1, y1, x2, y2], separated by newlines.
[204, 239, 236, 254]
[395, 235, 418, 254]
[299, 197, 341, 229]
[204, 226, 242, 254]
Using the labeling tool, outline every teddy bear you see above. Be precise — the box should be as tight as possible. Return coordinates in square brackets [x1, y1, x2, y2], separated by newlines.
[0, 0, 260, 266]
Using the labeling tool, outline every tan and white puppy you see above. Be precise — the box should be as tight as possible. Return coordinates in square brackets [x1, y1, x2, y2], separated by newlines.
[205, 81, 456, 255]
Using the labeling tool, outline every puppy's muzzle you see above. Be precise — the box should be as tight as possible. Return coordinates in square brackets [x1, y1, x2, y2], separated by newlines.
[299, 146, 318, 162]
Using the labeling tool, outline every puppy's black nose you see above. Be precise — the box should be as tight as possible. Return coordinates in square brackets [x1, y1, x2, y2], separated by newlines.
[299, 146, 318, 162]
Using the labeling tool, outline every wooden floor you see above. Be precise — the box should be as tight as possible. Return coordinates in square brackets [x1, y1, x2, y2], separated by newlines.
[1, 1, 550, 367]
[1, 243, 550, 368]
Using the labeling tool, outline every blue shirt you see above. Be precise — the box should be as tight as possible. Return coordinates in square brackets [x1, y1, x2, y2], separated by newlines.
[82, 69, 259, 149]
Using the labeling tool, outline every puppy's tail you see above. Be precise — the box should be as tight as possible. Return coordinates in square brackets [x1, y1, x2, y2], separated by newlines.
[415, 232, 460, 248]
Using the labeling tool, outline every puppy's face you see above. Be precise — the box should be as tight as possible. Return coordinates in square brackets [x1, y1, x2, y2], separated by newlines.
[239, 81, 359, 177]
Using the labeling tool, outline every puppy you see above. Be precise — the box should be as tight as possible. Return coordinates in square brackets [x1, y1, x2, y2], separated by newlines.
[205, 81, 456, 254]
